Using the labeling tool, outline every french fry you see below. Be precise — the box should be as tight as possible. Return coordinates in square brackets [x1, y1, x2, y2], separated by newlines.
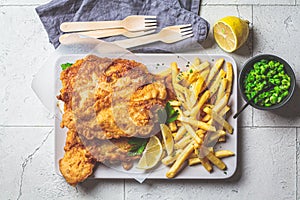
[171, 62, 179, 84]
[200, 157, 213, 172]
[215, 78, 227, 105]
[213, 93, 229, 113]
[192, 75, 205, 98]
[175, 134, 193, 149]
[219, 106, 230, 117]
[206, 58, 225, 87]
[205, 130, 226, 146]
[189, 153, 198, 159]
[196, 129, 206, 138]
[193, 61, 210, 72]
[176, 121, 182, 127]
[171, 62, 186, 102]
[162, 150, 183, 166]
[182, 123, 202, 144]
[166, 142, 195, 178]
[206, 151, 227, 170]
[169, 122, 178, 132]
[173, 83, 187, 94]
[215, 150, 235, 158]
[211, 111, 233, 134]
[208, 69, 226, 96]
[175, 71, 188, 83]
[183, 110, 190, 116]
[187, 70, 200, 85]
[200, 68, 210, 80]
[193, 57, 201, 67]
[169, 100, 181, 107]
[202, 114, 211, 122]
[174, 126, 186, 141]
[188, 157, 202, 166]
[203, 106, 211, 115]
[190, 90, 210, 118]
[218, 136, 226, 142]
[180, 117, 216, 132]
[225, 62, 233, 95]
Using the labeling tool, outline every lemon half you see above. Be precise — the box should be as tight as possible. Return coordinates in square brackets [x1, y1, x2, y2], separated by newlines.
[213, 16, 250, 52]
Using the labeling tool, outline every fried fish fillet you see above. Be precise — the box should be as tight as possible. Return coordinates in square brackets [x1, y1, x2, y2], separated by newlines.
[58, 55, 168, 140]
[59, 130, 140, 185]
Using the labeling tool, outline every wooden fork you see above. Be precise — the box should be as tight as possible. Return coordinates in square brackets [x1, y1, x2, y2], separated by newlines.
[60, 15, 157, 32]
[112, 24, 194, 49]
[59, 29, 156, 44]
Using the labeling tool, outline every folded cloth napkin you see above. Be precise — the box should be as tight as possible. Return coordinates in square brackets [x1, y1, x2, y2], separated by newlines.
[36, 0, 209, 52]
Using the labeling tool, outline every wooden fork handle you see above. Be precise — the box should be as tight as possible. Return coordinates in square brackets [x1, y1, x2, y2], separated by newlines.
[60, 21, 123, 32]
[112, 33, 160, 49]
[59, 29, 126, 43]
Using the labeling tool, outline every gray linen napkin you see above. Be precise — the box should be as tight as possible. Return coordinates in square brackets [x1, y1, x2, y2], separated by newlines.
[36, 0, 208, 52]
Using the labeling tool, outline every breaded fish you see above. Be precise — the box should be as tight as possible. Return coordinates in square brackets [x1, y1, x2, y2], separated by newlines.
[58, 55, 168, 140]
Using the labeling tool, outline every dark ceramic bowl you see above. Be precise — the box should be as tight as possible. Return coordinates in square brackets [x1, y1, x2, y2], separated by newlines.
[239, 54, 296, 110]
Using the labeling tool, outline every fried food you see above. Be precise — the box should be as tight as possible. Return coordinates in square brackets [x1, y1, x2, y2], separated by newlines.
[60, 130, 141, 185]
[163, 58, 235, 178]
[84, 137, 140, 170]
[59, 131, 95, 186]
[58, 55, 168, 140]
[58, 55, 171, 185]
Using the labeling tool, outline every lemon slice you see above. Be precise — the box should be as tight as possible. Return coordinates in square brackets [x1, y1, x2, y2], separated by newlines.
[213, 16, 249, 52]
[160, 124, 174, 155]
[137, 136, 163, 170]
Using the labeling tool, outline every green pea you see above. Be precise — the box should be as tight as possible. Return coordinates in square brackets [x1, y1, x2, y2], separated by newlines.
[277, 96, 282, 103]
[281, 91, 289, 97]
[254, 63, 260, 70]
[270, 96, 277, 104]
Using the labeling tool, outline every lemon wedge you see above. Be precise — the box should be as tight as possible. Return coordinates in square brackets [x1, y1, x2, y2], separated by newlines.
[213, 16, 250, 52]
[137, 136, 163, 170]
[160, 124, 174, 155]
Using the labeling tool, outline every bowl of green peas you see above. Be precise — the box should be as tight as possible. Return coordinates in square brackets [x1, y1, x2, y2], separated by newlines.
[239, 54, 295, 110]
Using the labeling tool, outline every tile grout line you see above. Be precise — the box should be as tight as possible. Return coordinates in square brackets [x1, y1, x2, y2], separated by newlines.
[124, 179, 126, 200]
[296, 128, 298, 200]
[0, 125, 54, 128]
[239, 126, 300, 128]
[0, 4, 41, 6]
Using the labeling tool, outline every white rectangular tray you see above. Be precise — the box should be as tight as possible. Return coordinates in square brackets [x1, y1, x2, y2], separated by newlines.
[54, 53, 238, 180]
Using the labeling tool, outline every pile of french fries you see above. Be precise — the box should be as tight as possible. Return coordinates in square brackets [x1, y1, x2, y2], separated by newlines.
[160, 57, 235, 178]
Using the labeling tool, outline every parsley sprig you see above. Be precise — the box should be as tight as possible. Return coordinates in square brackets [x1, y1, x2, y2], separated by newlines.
[127, 137, 148, 156]
[158, 102, 179, 124]
[61, 63, 73, 70]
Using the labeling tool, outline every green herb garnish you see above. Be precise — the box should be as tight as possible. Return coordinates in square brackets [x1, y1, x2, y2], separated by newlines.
[158, 102, 179, 124]
[127, 137, 148, 156]
[61, 63, 73, 70]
